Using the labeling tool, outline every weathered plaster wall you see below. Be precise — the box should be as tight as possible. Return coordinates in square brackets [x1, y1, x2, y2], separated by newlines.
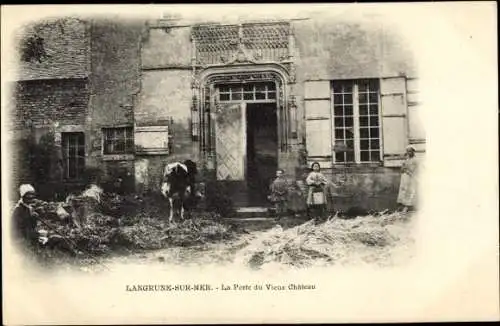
[136, 68, 198, 191]
[141, 27, 192, 68]
[89, 19, 143, 125]
[293, 18, 417, 81]
[137, 25, 197, 191]
[86, 19, 144, 185]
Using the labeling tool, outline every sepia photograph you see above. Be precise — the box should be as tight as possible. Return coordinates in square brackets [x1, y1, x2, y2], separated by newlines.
[2, 3, 498, 324]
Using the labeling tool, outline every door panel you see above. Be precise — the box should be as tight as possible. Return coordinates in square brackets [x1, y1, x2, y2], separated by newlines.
[214, 102, 246, 181]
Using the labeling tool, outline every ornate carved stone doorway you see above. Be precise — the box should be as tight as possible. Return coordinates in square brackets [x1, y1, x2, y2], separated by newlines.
[193, 66, 290, 206]
[189, 22, 298, 206]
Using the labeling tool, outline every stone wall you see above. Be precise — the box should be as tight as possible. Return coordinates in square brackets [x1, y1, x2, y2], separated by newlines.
[295, 166, 402, 212]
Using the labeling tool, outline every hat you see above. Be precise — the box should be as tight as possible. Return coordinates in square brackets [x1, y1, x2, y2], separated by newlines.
[19, 184, 35, 197]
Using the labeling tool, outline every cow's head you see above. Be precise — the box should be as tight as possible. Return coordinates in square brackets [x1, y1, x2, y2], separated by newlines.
[164, 162, 187, 179]
[183, 159, 198, 177]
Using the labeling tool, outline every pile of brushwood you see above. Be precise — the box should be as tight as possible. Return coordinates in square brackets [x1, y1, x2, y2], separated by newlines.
[26, 190, 239, 266]
[235, 211, 415, 270]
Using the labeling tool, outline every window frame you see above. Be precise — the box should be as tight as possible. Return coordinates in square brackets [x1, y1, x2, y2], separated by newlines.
[61, 132, 85, 181]
[331, 79, 384, 165]
[217, 81, 277, 103]
[102, 126, 135, 155]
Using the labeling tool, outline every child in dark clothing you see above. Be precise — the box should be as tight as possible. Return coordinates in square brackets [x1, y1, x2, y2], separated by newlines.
[268, 169, 289, 218]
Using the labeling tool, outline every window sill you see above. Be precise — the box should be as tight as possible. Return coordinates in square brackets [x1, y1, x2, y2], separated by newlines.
[300, 162, 393, 173]
[332, 162, 383, 168]
[135, 149, 170, 156]
[102, 154, 135, 161]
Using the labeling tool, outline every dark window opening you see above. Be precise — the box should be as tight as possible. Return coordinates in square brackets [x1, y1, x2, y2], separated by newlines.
[62, 132, 85, 180]
[103, 127, 134, 155]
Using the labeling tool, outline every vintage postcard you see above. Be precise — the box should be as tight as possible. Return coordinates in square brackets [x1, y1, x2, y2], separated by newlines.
[2, 3, 499, 324]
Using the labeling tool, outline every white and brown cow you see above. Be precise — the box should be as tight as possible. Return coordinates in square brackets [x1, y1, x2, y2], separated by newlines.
[160, 159, 199, 223]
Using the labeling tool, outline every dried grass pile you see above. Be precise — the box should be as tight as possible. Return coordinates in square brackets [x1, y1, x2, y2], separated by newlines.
[235, 212, 415, 269]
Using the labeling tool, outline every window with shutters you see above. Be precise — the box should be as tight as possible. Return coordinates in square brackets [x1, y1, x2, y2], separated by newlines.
[61, 132, 85, 180]
[102, 127, 134, 155]
[332, 79, 382, 163]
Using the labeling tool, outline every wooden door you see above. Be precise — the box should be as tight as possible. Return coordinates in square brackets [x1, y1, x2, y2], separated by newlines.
[214, 102, 247, 181]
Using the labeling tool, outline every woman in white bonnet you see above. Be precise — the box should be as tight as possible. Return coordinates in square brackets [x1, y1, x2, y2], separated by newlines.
[11, 184, 40, 248]
[397, 145, 419, 212]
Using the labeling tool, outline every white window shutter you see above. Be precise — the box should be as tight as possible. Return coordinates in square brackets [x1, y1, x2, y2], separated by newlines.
[304, 81, 332, 168]
[135, 126, 169, 155]
[380, 76, 408, 167]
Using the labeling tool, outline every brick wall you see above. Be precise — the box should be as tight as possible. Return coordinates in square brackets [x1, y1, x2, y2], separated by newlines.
[11, 18, 146, 194]
[8, 17, 91, 197]
[13, 78, 89, 129]
[15, 17, 90, 81]
[8, 135, 35, 200]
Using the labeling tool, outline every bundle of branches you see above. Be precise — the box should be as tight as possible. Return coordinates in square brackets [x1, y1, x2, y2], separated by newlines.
[37, 212, 120, 256]
[31, 198, 71, 223]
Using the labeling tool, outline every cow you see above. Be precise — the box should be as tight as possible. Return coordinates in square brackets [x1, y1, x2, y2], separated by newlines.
[160, 159, 199, 223]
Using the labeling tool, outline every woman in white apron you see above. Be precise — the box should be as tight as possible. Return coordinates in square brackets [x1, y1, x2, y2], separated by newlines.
[306, 162, 328, 219]
[397, 146, 419, 212]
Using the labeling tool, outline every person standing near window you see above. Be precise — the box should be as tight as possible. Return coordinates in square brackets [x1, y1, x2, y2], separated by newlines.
[397, 146, 419, 212]
[306, 162, 329, 220]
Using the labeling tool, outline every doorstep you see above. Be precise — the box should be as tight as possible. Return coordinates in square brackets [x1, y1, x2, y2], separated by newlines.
[233, 206, 272, 218]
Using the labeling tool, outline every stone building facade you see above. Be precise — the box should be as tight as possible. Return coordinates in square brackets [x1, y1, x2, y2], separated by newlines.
[8, 15, 425, 211]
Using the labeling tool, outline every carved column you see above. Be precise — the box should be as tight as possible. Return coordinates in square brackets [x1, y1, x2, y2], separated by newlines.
[190, 31, 200, 142]
[288, 24, 296, 84]
[289, 95, 298, 139]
